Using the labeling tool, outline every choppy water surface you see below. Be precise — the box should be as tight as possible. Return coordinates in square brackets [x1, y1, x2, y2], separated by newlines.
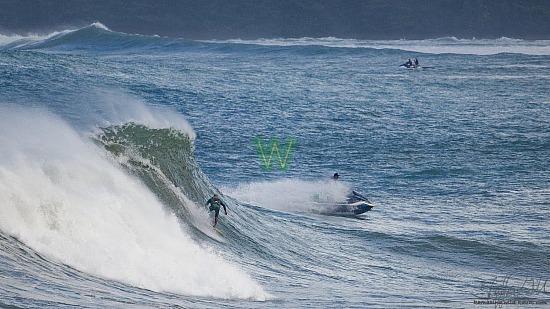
[1, 25, 549, 308]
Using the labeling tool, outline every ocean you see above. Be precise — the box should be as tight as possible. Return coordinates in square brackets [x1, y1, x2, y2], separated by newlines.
[1, 23, 549, 308]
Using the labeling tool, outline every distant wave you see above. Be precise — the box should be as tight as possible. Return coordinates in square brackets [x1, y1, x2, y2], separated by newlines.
[0, 22, 195, 53]
[0, 23, 108, 49]
[2, 23, 550, 56]
[207, 37, 550, 56]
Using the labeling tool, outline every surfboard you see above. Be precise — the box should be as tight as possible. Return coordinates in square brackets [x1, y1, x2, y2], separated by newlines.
[213, 227, 224, 236]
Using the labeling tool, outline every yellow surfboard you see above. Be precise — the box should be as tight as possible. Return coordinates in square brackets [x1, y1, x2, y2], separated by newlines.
[213, 227, 224, 236]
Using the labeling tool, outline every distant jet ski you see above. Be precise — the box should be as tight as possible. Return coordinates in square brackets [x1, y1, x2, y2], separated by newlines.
[399, 63, 434, 70]
[311, 191, 374, 217]
[400, 58, 418, 69]
[400, 62, 418, 69]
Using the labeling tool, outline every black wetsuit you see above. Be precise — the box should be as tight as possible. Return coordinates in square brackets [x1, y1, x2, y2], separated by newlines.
[206, 196, 227, 216]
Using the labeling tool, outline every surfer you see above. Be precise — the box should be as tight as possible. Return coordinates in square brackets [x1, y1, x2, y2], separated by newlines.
[332, 173, 340, 180]
[206, 194, 228, 227]
[414, 58, 419, 67]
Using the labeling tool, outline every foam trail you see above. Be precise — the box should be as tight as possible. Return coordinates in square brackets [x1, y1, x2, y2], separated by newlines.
[223, 178, 351, 212]
[0, 105, 269, 300]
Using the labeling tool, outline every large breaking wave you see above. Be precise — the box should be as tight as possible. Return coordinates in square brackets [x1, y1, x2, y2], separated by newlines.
[0, 105, 271, 300]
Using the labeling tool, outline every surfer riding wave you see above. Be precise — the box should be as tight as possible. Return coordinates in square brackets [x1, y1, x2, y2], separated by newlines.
[206, 194, 228, 227]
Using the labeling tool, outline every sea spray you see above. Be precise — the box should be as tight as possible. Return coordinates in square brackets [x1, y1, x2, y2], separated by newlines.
[222, 178, 352, 213]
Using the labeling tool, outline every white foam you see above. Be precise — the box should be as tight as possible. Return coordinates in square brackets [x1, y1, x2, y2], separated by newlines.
[64, 89, 196, 140]
[223, 178, 351, 212]
[0, 105, 270, 300]
[0, 34, 25, 46]
[0, 22, 111, 49]
[89, 22, 110, 31]
[0, 27, 76, 49]
[208, 37, 550, 56]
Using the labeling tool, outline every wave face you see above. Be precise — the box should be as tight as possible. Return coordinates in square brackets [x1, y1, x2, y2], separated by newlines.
[1, 24, 550, 308]
[95, 123, 211, 206]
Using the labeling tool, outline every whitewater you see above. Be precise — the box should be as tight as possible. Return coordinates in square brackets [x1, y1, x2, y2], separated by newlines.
[1, 24, 549, 308]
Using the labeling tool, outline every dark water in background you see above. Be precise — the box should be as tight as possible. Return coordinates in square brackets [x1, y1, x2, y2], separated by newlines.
[1, 24, 549, 308]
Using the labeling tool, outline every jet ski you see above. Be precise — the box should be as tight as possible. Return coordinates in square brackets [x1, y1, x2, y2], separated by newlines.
[399, 63, 434, 70]
[400, 62, 418, 69]
[311, 191, 374, 217]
